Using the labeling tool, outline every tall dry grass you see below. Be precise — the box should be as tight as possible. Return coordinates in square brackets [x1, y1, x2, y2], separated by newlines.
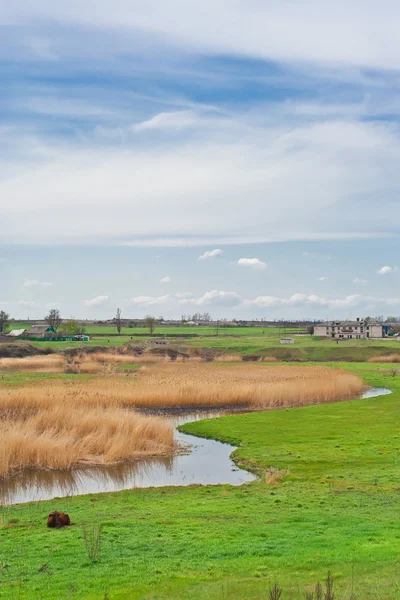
[214, 354, 242, 362]
[121, 363, 364, 409]
[0, 382, 175, 479]
[0, 363, 364, 413]
[0, 354, 66, 370]
[90, 352, 163, 364]
[368, 355, 400, 363]
[0, 363, 365, 479]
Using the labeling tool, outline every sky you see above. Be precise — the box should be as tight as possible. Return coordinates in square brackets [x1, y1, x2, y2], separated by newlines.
[1, 0, 400, 320]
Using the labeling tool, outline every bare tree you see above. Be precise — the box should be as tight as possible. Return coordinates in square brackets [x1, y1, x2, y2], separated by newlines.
[145, 315, 156, 335]
[115, 308, 122, 334]
[45, 308, 62, 332]
[0, 310, 9, 333]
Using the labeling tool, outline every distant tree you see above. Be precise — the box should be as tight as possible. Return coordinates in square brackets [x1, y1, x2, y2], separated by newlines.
[145, 316, 156, 335]
[375, 315, 385, 324]
[61, 319, 86, 336]
[115, 308, 122, 334]
[0, 310, 9, 333]
[306, 325, 314, 335]
[45, 308, 62, 332]
[385, 316, 397, 323]
[201, 312, 212, 322]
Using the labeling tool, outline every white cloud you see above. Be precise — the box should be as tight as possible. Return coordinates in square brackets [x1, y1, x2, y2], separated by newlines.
[180, 290, 242, 306]
[45, 302, 60, 308]
[2, 116, 400, 247]
[5, 1, 400, 70]
[198, 249, 224, 260]
[23, 279, 52, 287]
[131, 295, 170, 306]
[237, 258, 266, 270]
[243, 293, 363, 309]
[160, 276, 171, 283]
[17, 300, 37, 306]
[23, 279, 40, 287]
[84, 295, 109, 307]
[377, 266, 392, 275]
[134, 110, 198, 132]
[175, 292, 193, 299]
[319, 276, 328, 281]
[353, 277, 368, 284]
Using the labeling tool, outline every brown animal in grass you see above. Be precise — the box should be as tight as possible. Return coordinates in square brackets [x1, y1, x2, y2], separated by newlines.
[47, 511, 71, 528]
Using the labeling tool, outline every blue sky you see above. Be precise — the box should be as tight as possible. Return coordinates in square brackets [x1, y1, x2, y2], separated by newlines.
[1, 0, 400, 320]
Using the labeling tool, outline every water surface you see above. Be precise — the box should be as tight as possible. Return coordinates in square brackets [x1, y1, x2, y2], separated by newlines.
[0, 387, 390, 505]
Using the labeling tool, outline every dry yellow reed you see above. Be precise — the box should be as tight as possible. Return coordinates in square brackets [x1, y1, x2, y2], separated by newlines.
[368, 355, 400, 363]
[0, 363, 365, 479]
[0, 406, 174, 479]
[0, 354, 66, 370]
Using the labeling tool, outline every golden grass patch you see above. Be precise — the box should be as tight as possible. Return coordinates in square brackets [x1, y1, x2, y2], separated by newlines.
[0, 363, 365, 479]
[368, 355, 400, 363]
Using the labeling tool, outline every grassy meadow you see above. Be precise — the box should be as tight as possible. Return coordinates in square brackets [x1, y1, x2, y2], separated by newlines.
[0, 362, 399, 598]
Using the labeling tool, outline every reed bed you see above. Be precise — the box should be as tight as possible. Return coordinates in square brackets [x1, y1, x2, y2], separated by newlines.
[124, 363, 365, 408]
[368, 355, 400, 363]
[0, 364, 364, 413]
[0, 354, 66, 370]
[0, 380, 175, 479]
[91, 352, 164, 364]
[0, 363, 364, 479]
[214, 354, 242, 362]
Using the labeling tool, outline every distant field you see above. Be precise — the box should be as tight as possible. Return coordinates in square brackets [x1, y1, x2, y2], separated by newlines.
[12, 324, 305, 336]
[4, 324, 400, 360]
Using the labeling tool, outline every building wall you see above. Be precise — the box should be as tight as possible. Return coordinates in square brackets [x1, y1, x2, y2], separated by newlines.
[369, 325, 384, 338]
[314, 323, 384, 339]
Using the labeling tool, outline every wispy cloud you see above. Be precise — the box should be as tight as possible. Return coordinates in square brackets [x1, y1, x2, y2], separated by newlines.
[134, 110, 198, 131]
[17, 300, 37, 307]
[198, 249, 224, 260]
[377, 266, 393, 275]
[23, 279, 52, 287]
[84, 295, 109, 307]
[237, 258, 266, 270]
[131, 295, 170, 306]
[160, 276, 171, 283]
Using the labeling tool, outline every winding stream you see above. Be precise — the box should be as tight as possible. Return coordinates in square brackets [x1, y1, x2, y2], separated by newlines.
[0, 387, 391, 506]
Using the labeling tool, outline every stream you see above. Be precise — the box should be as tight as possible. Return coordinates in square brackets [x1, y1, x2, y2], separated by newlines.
[0, 387, 391, 505]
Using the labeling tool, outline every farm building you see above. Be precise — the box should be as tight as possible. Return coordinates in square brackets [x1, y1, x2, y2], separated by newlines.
[314, 318, 391, 339]
[7, 329, 26, 338]
[26, 325, 55, 339]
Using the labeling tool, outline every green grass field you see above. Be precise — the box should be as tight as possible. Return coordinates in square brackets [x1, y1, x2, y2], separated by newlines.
[7, 323, 400, 361]
[1, 363, 400, 599]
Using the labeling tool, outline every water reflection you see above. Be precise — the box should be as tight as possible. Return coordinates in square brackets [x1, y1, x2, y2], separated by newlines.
[0, 410, 254, 505]
[0, 388, 390, 506]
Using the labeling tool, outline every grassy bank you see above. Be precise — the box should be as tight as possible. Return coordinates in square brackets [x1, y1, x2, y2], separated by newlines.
[6, 330, 400, 362]
[0, 364, 399, 598]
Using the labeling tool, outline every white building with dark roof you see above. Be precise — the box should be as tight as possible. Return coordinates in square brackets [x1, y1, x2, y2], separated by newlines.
[314, 318, 390, 339]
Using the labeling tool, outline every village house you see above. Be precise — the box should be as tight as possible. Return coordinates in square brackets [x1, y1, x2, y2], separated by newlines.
[26, 325, 55, 339]
[314, 318, 391, 339]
